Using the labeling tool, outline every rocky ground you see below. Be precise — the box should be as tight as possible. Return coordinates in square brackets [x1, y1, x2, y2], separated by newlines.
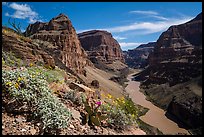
[2, 100, 146, 135]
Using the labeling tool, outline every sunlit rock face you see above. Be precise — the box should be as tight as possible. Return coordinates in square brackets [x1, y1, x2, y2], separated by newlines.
[25, 13, 93, 73]
[78, 30, 125, 64]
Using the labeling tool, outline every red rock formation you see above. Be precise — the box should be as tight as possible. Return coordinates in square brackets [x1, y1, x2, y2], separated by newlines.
[149, 12, 202, 65]
[25, 13, 93, 73]
[78, 30, 125, 63]
[2, 26, 55, 68]
[136, 13, 202, 131]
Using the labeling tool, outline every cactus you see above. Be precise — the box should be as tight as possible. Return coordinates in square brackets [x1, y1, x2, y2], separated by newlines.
[83, 98, 107, 126]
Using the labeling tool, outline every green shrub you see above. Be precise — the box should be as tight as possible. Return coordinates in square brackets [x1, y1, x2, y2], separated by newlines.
[100, 95, 139, 129]
[27, 66, 65, 84]
[2, 68, 72, 131]
[2, 51, 25, 67]
[64, 90, 85, 106]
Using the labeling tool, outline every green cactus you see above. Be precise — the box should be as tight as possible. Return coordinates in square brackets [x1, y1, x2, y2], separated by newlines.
[83, 98, 108, 126]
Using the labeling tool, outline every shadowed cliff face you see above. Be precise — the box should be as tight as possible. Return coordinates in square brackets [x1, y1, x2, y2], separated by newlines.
[78, 30, 125, 64]
[134, 12, 202, 132]
[24, 13, 93, 73]
[149, 13, 202, 66]
[123, 42, 156, 69]
[146, 12, 202, 85]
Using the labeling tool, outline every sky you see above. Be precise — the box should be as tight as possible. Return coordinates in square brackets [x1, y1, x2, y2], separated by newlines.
[2, 2, 202, 51]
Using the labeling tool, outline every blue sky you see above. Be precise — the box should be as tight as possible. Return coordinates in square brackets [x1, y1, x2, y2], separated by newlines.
[2, 2, 202, 51]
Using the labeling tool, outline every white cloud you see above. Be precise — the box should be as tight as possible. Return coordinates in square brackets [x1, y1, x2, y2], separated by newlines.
[119, 42, 143, 48]
[151, 15, 169, 21]
[129, 10, 158, 15]
[2, 2, 8, 6]
[130, 10, 170, 21]
[9, 3, 32, 12]
[77, 16, 192, 36]
[114, 36, 127, 40]
[77, 29, 94, 33]
[5, 2, 42, 23]
[106, 17, 193, 34]
[77, 12, 193, 51]
[5, 12, 9, 16]
[21, 29, 26, 32]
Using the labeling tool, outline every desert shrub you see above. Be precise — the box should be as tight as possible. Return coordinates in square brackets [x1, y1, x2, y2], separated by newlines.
[2, 51, 25, 67]
[36, 60, 44, 66]
[100, 94, 139, 129]
[27, 66, 65, 84]
[64, 90, 85, 106]
[2, 68, 72, 132]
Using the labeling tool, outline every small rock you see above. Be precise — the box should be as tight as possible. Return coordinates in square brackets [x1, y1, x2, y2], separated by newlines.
[69, 108, 81, 120]
[69, 124, 75, 129]
[36, 123, 41, 126]
[26, 125, 31, 130]
[109, 130, 116, 135]
[15, 117, 26, 123]
[102, 128, 108, 135]
[81, 125, 87, 131]
[30, 128, 36, 135]
[21, 129, 27, 132]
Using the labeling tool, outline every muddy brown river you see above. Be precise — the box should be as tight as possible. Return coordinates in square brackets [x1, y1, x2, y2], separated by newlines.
[125, 73, 189, 135]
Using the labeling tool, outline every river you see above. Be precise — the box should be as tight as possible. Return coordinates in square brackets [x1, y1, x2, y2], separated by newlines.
[125, 73, 189, 135]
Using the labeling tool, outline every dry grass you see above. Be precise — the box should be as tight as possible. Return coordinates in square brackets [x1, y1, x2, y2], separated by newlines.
[79, 66, 124, 98]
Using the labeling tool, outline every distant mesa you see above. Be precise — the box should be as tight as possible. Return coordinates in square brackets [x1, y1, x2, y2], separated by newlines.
[123, 42, 156, 69]
[78, 30, 125, 64]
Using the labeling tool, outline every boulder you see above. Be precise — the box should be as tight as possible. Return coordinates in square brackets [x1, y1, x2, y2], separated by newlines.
[91, 80, 99, 88]
[69, 82, 86, 92]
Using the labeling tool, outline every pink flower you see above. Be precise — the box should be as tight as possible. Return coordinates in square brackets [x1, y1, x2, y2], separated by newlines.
[96, 101, 102, 106]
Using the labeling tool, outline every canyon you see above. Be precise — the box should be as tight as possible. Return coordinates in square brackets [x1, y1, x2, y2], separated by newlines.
[131, 12, 202, 134]
[123, 42, 155, 69]
[2, 11, 202, 135]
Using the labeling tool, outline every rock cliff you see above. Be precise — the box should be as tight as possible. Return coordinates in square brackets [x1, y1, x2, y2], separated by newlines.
[24, 13, 93, 73]
[149, 12, 202, 66]
[78, 30, 125, 64]
[134, 12, 202, 132]
[123, 42, 155, 68]
[2, 26, 55, 68]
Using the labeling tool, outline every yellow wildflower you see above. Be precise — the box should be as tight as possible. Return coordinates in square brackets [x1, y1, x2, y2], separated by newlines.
[112, 100, 118, 105]
[6, 81, 12, 87]
[101, 93, 105, 97]
[29, 63, 33, 67]
[17, 77, 23, 82]
[2, 60, 5, 65]
[121, 96, 125, 101]
[107, 94, 112, 99]
[3, 30, 8, 34]
[14, 82, 19, 89]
